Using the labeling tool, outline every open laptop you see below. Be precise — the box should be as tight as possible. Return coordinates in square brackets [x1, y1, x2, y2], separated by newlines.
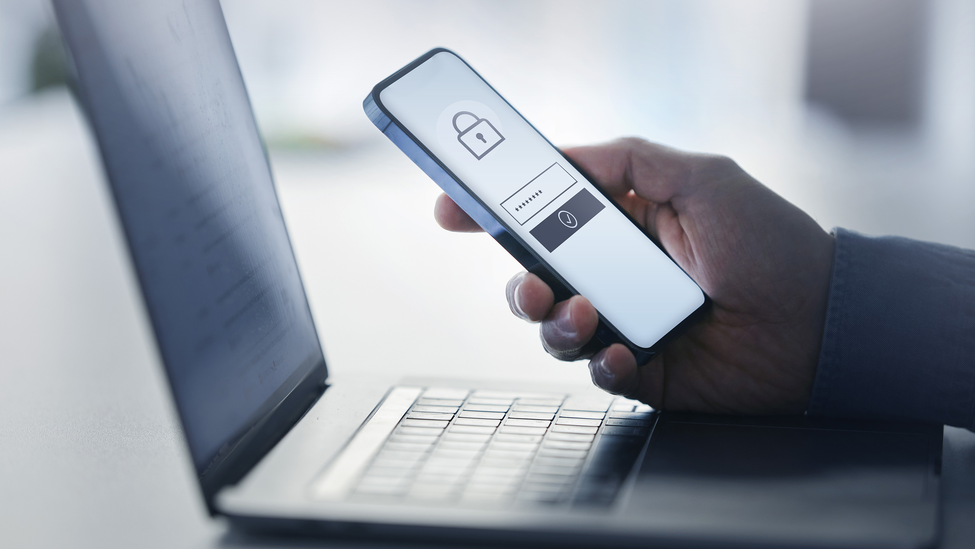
[54, 1, 943, 547]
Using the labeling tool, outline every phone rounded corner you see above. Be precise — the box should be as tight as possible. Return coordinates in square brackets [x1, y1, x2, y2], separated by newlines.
[362, 91, 376, 112]
[427, 46, 458, 58]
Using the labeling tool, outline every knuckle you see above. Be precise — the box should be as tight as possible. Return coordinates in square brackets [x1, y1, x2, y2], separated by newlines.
[617, 136, 651, 151]
[693, 154, 741, 180]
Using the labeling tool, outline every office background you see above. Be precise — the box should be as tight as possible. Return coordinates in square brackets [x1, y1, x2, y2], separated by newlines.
[1, 1, 974, 548]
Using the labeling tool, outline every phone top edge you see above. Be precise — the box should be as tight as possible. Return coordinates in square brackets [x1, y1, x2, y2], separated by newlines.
[370, 47, 458, 105]
[366, 48, 708, 359]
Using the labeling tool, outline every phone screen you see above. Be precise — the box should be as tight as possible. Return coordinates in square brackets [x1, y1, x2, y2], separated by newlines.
[378, 51, 704, 349]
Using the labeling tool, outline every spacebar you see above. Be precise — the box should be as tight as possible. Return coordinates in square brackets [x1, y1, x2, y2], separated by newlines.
[309, 386, 422, 500]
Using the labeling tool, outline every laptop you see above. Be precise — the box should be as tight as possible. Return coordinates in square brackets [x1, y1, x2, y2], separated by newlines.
[54, 1, 943, 547]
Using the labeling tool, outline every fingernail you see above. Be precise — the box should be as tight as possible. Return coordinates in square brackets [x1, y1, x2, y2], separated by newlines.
[589, 350, 615, 390]
[506, 272, 529, 320]
[552, 301, 577, 340]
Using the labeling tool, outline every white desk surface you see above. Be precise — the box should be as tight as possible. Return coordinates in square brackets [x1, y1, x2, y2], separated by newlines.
[1, 91, 973, 549]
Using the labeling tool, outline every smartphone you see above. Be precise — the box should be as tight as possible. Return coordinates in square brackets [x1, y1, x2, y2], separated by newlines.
[365, 48, 709, 363]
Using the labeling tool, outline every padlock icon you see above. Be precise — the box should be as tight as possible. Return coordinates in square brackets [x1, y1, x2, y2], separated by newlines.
[452, 111, 505, 160]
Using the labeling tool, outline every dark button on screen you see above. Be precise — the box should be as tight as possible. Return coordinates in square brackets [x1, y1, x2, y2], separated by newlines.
[529, 188, 605, 253]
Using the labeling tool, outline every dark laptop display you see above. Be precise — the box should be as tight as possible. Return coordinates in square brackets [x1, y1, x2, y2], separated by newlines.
[55, 0, 325, 476]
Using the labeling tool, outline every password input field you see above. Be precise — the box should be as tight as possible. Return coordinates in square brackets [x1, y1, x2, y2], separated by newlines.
[501, 163, 577, 225]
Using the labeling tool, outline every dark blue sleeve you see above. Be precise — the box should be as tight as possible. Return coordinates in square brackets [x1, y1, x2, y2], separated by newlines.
[808, 228, 975, 430]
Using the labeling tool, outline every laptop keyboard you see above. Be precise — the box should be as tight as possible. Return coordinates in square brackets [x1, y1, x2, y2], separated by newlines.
[344, 387, 655, 507]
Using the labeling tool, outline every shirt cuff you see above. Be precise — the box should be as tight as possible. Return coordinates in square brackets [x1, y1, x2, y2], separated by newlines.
[808, 228, 975, 430]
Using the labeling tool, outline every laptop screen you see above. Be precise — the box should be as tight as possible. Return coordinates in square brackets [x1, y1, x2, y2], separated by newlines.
[55, 0, 326, 473]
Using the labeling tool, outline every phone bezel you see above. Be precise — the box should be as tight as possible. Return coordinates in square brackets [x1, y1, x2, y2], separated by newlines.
[371, 47, 711, 357]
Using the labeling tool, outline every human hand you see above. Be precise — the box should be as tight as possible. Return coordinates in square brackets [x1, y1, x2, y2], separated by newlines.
[434, 138, 834, 414]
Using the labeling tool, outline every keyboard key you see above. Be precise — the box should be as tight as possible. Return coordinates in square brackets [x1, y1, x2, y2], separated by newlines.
[450, 425, 496, 435]
[470, 466, 528, 484]
[462, 404, 509, 413]
[558, 410, 605, 420]
[400, 419, 449, 429]
[543, 439, 592, 451]
[421, 388, 470, 400]
[397, 426, 445, 436]
[454, 417, 501, 427]
[547, 432, 594, 442]
[491, 441, 539, 452]
[479, 458, 533, 470]
[494, 433, 544, 443]
[438, 440, 488, 451]
[555, 417, 601, 427]
[467, 475, 523, 487]
[516, 398, 564, 407]
[602, 426, 649, 437]
[605, 418, 651, 427]
[412, 405, 460, 414]
[415, 473, 467, 485]
[529, 465, 581, 483]
[507, 411, 556, 420]
[505, 418, 551, 428]
[407, 411, 454, 421]
[375, 450, 427, 461]
[500, 426, 547, 436]
[551, 425, 598, 435]
[483, 449, 535, 461]
[511, 405, 559, 413]
[534, 456, 585, 468]
[418, 469, 471, 482]
[525, 472, 577, 485]
[421, 470, 473, 483]
[538, 448, 588, 459]
[458, 410, 505, 420]
[420, 458, 474, 470]
[469, 390, 519, 401]
[442, 432, 493, 443]
[606, 411, 654, 420]
[466, 397, 515, 406]
[417, 398, 465, 407]
[561, 398, 612, 412]
[429, 449, 481, 460]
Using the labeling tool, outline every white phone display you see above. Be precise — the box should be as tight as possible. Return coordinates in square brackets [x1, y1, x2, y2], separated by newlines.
[367, 49, 707, 357]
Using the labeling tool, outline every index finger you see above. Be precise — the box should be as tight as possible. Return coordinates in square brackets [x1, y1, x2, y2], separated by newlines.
[434, 193, 483, 233]
[562, 137, 698, 204]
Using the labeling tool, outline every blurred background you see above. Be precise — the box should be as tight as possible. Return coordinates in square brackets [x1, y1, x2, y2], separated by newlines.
[3, 0, 974, 245]
[2, 0, 975, 389]
[2, 2, 975, 547]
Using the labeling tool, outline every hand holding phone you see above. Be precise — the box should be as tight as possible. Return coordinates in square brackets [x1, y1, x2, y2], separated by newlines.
[438, 137, 835, 415]
[367, 49, 833, 414]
